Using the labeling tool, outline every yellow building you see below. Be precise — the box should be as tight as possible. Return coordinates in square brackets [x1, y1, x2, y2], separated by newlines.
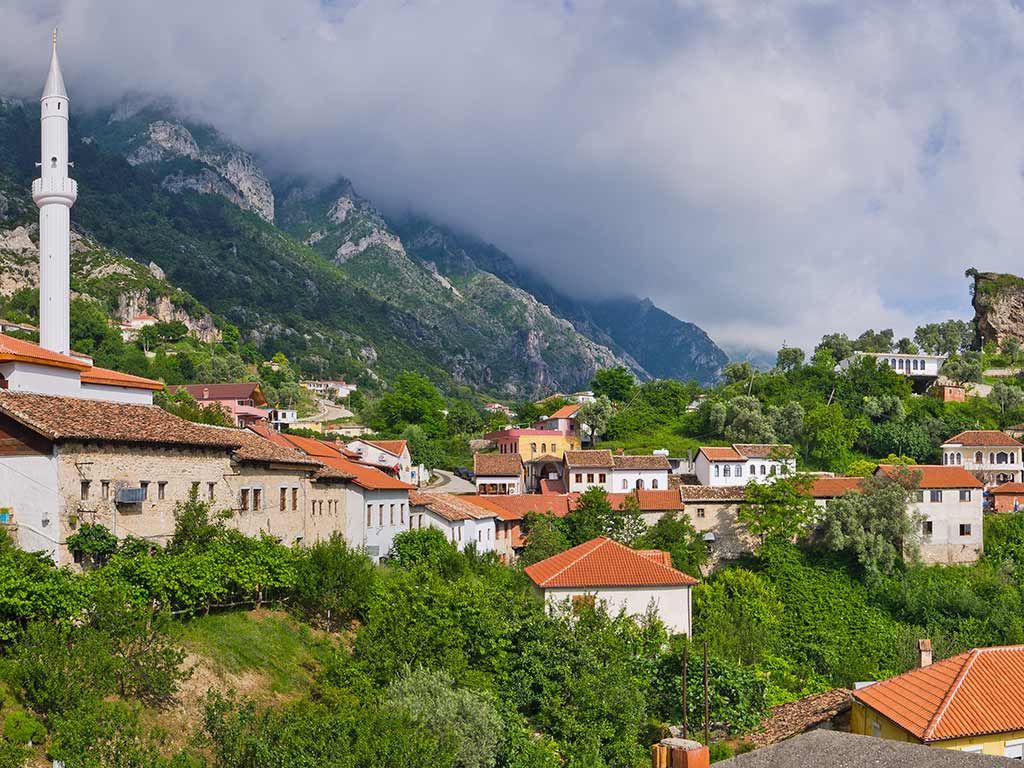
[483, 428, 580, 463]
[852, 641, 1024, 758]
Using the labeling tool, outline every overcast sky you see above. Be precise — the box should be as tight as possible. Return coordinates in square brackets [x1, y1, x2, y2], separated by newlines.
[2, 1, 1023, 355]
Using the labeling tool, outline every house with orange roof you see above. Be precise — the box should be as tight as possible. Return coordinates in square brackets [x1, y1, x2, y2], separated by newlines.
[990, 482, 1024, 513]
[941, 430, 1024, 487]
[483, 427, 581, 465]
[524, 536, 698, 636]
[463, 493, 573, 561]
[694, 444, 796, 487]
[851, 642, 1024, 757]
[409, 491, 499, 552]
[166, 383, 270, 428]
[346, 438, 418, 485]
[474, 453, 525, 495]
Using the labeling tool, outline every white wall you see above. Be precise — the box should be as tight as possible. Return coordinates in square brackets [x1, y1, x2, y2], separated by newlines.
[475, 474, 522, 494]
[543, 584, 693, 636]
[611, 468, 670, 491]
[1, 361, 81, 397]
[79, 382, 154, 405]
[0, 452, 60, 560]
[913, 488, 983, 564]
[414, 508, 497, 553]
[565, 467, 611, 493]
[695, 454, 794, 487]
[360, 488, 410, 561]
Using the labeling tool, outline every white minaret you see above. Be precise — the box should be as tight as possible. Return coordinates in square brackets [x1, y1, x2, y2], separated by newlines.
[32, 29, 77, 355]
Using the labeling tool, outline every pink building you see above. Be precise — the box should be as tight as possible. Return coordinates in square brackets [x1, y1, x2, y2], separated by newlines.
[167, 383, 270, 427]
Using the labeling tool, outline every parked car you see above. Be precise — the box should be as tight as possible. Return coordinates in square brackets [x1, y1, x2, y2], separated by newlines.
[454, 467, 471, 480]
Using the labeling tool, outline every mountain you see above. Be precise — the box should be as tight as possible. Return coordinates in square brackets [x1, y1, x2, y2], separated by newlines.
[0, 97, 726, 394]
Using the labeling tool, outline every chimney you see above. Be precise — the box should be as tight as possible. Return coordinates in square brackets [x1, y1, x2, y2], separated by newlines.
[918, 638, 933, 668]
[617, 447, 625, 455]
[651, 739, 709, 768]
[202, 387, 209, 400]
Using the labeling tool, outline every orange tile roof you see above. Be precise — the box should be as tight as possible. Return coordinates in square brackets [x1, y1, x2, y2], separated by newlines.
[564, 449, 614, 468]
[634, 489, 686, 511]
[853, 645, 1024, 742]
[474, 453, 524, 476]
[637, 549, 674, 568]
[811, 477, 865, 498]
[317, 455, 414, 491]
[944, 430, 1023, 448]
[612, 454, 672, 470]
[0, 333, 89, 371]
[473, 494, 572, 520]
[876, 464, 983, 490]
[539, 477, 567, 494]
[410, 491, 498, 522]
[366, 439, 408, 457]
[699, 446, 744, 461]
[80, 366, 163, 391]
[678, 485, 746, 502]
[524, 536, 699, 588]
[547, 404, 580, 420]
[990, 482, 1024, 494]
[280, 432, 347, 459]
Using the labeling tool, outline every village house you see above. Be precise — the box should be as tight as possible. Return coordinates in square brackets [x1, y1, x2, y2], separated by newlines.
[693, 444, 796, 487]
[526, 454, 567, 493]
[678, 485, 756, 565]
[463, 494, 573, 562]
[116, 312, 158, 342]
[852, 642, 1024, 758]
[611, 452, 672, 491]
[409, 491, 499, 552]
[346, 438, 418, 485]
[483, 427, 581, 463]
[0, 391, 335, 565]
[836, 351, 946, 381]
[268, 407, 297, 431]
[483, 402, 515, 419]
[989, 482, 1024, 512]
[300, 379, 357, 398]
[524, 536, 698, 636]
[564, 449, 616, 493]
[473, 453, 525, 495]
[166, 383, 270, 428]
[940, 430, 1024, 486]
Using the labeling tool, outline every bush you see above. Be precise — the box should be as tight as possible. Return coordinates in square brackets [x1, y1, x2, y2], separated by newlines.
[2, 712, 44, 746]
[49, 700, 170, 768]
[388, 529, 464, 577]
[0, 739, 27, 768]
[292, 534, 376, 627]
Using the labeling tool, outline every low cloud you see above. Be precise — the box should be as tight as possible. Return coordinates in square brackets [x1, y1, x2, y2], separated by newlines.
[2, 0, 1023, 352]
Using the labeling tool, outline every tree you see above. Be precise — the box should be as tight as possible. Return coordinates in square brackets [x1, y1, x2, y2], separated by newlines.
[820, 467, 925, 579]
[768, 401, 804, 445]
[635, 511, 708, 576]
[66, 523, 118, 567]
[564, 487, 616, 546]
[577, 396, 614, 445]
[941, 353, 983, 385]
[695, 568, 783, 666]
[591, 367, 636, 403]
[991, 382, 1024, 427]
[388, 529, 464, 578]
[815, 333, 854, 363]
[895, 337, 919, 354]
[722, 361, 755, 385]
[608, 495, 647, 546]
[853, 328, 894, 353]
[725, 395, 775, 443]
[803, 403, 858, 470]
[1002, 337, 1021, 364]
[514, 400, 542, 424]
[445, 401, 483, 436]
[738, 474, 816, 545]
[293, 534, 376, 627]
[374, 372, 447, 436]
[519, 512, 570, 566]
[169, 486, 227, 552]
[775, 346, 805, 372]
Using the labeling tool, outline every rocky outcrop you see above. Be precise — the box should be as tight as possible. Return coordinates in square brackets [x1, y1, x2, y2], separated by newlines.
[128, 121, 275, 222]
[0, 191, 9, 221]
[115, 291, 221, 344]
[336, 229, 406, 263]
[970, 270, 1024, 347]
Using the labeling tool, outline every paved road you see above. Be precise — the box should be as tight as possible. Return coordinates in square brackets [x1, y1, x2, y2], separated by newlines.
[429, 469, 476, 494]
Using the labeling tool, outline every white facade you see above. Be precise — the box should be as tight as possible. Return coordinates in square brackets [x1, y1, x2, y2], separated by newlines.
[912, 487, 984, 564]
[837, 352, 946, 377]
[34, 34, 76, 356]
[565, 466, 612, 494]
[347, 439, 416, 484]
[410, 507, 498, 553]
[694, 452, 795, 487]
[0, 361, 81, 397]
[941, 444, 1021, 486]
[269, 408, 298, 430]
[474, 474, 522, 495]
[611, 467, 670, 491]
[540, 584, 693, 636]
[0, 452, 61, 560]
[353, 487, 409, 561]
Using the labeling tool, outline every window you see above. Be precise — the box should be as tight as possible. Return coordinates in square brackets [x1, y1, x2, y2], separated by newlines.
[208, 482, 216, 501]
[622, 479, 628, 489]
[913, 490, 924, 503]
[735, 465, 743, 477]
[575, 473, 583, 483]
[975, 451, 983, 464]
[942, 453, 948, 465]
[531, 443, 537, 453]
[280, 488, 288, 512]
[292, 488, 298, 511]
[636, 479, 645, 490]
[390, 504, 396, 525]
[366, 506, 372, 526]
[959, 489, 972, 502]
[252, 489, 262, 511]
[101, 481, 110, 500]
[652, 479, 659, 489]
[697, 508, 706, 519]
[158, 481, 167, 501]
[723, 465, 731, 477]
[80, 480, 90, 501]
[960, 523, 973, 537]
[991, 452, 996, 464]
[140, 481, 150, 500]
[587, 473, 595, 483]
[956, 452, 962, 464]
[769, 465, 777, 475]
[714, 465, 720, 477]
[922, 520, 933, 536]
[541, 443, 547, 453]
[930, 490, 942, 503]
[760, 465, 766, 475]
[400, 503, 405, 525]
[240, 489, 250, 511]
[598, 473, 606, 483]
[1004, 738, 1024, 759]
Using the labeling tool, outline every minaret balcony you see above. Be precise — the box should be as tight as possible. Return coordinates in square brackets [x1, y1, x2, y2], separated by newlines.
[32, 176, 77, 207]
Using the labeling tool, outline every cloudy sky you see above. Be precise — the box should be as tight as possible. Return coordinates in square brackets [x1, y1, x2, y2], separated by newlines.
[2, 1, 1024, 355]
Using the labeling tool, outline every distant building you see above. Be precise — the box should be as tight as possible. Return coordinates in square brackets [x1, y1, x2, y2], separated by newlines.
[166, 383, 270, 428]
[483, 428, 581, 463]
[932, 384, 966, 403]
[524, 536, 697, 636]
[473, 453, 525, 495]
[568, 391, 596, 404]
[268, 408, 297, 430]
[483, 402, 515, 418]
[117, 313, 158, 342]
[409, 491, 499, 552]
[941, 430, 1024, 486]
[836, 351, 946, 380]
[694, 444, 796, 487]
[301, 379, 357, 398]
[346, 439, 418, 485]
[989, 482, 1024, 513]
[325, 423, 372, 438]
[562, 449, 672, 494]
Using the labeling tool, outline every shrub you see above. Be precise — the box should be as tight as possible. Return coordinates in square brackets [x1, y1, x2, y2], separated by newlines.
[388, 529, 464, 577]
[2, 712, 44, 746]
[292, 534, 376, 627]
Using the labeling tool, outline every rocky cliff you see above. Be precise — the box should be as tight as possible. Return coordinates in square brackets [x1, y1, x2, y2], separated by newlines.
[970, 269, 1024, 347]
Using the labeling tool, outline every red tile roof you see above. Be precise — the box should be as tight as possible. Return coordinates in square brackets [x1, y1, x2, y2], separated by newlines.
[699, 446, 744, 461]
[168, 382, 266, 405]
[547, 404, 580, 420]
[944, 430, 1023, 448]
[876, 464, 983, 490]
[679, 486, 746, 502]
[80, 366, 163, 391]
[317, 456, 414, 491]
[539, 477, 567, 494]
[473, 494, 572, 520]
[524, 536, 699, 588]
[474, 453, 524, 476]
[365, 439, 408, 457]
[280, 432, 347, 459]
[990, 482, 1024, 494]
[410, 491, 497, 522]
[0, 333, 89, 371]
[634, 489, 686, 511]
[564, 449, 615, 468]
[637, 549, 674, 568]
[612, 454, 671, 470]
[749, 689, 853, 747]
[853, 645, 1024, 742]
[811, 477, 866, 498]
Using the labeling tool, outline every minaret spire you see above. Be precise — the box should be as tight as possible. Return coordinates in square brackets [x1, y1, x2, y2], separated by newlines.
[33, 30, 76, 355]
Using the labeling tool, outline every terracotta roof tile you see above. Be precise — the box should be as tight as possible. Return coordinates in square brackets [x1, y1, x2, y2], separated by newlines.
[167, 382, 266, 405]
[474, 453, 524, 476]
[0, 333, 89, 371]
[637, 549, 674, 568]
[634, 489, 685, 511]
[877, 464, 983, 490]
[990, 482, 1024, 494]
[539, 477, 567, 494]
[229, 429, 321, 466]
[80, 366, 163, 391]
[472, 494, 572, 520]
[365, 439, 408, 457]
[410, 491, 497, 522]
[853, 645, 1024, 742]
[524, 536, 699, 588]
[678, 486, 746, 502]
[564, 449, 614, 468]
[526, 454, 563, 464]
[944, 430, 1023, 448]
[811, 477, 866, 498]
[700, 446, 744, 461]
[748, 689, 852, 747]
[612, 454, 671, 470]
[547, 404, 580, 419]
[316, 455, 413, 491]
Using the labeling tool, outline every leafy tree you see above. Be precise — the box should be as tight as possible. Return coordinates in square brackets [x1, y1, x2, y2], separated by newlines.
[895, 337, 919, 354]
[768, 401, 805, 445]
[991, 382, 1024, 426]
[803, 403, 858, 470]
[50, 700, 175, 768]
[514, 400, 542, 425]
[564, 487, 615, 546]
[820, 468, 925, 579]
[725, 395, 775, 444]
[703, 401, 727, 437]
[738, 474, 816, 545]
[941, 353, 983, 385]
[916, 320, 973, 356]
[591, 366, 636, 402]
[169, 486, 227, 552]
[576, 395, 615, 445]
[519, 513, 571, 566]
[775, 346, 805, 372]
[66, 523, 118, 567]
[387, 667, 503, 768]
[635, 511, 708, 576]
[155, 388, 233, 427]
[815, 333, 853, 363]
[373, 372, 447, 436]
[853, 328, 894, 353]
[293, 534, 376, 627]
[695, 569, 783, 666]
[445, 401, 483, 436]
[723, 361, 755, 385]
[388, 529, 465, 577]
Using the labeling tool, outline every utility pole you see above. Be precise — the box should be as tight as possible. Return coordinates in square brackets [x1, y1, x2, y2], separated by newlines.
[681, 643, 688, 739]
[703, 639, 710, 746]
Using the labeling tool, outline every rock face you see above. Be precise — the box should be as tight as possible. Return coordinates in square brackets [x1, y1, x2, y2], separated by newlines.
[971, 270, 1024, 347]
[127, 120, 275, 222]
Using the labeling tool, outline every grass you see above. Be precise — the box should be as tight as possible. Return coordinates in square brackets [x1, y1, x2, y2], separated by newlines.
[174, 610, 331, 694]
[601, 423, 704, 457]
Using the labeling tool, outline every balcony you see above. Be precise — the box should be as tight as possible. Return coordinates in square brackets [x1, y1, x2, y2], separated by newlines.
[31, 176, 78, 206]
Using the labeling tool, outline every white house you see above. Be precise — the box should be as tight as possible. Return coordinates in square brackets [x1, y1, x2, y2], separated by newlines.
[524, 536, 698, 636]
[836, 351, 946, 379]
[611, 453, 671, 491]
[564, 450, 616, 493]
[409, 491, 499, 553]
[875, 464, 984, 564]
[694, 444, 796, 487]
[268, 408, 297, 431]
[301, 379, 357, 398]
[346, 438, 418, 485]
[940, 430, 1023, 486]
[473, 453, 525, 495]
